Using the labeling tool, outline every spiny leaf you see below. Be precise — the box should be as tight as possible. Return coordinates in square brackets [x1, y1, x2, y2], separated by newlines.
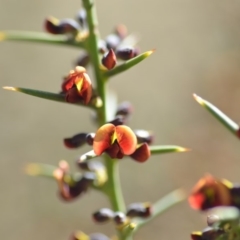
[103, 50, 154, 78]
[26, 163, 57, 178]
[193, 94, 239, 136]
[3, 86, 98, 109]
[134, 189, 186, 229]
[0, 30, 84, 48]
[150, 145, 190, 155]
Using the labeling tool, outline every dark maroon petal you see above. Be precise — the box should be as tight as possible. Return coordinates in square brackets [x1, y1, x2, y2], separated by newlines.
[44, 17, 61, 34]
[93, 208, 114, 223]
[105, 142, 121, 159]
[130, 143, 150, 163]
[64, 133, 88, 149]
[101, 49, 117, 70]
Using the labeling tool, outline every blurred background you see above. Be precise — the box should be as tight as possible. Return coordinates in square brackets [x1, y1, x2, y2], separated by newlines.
[1, 0, 240, 239]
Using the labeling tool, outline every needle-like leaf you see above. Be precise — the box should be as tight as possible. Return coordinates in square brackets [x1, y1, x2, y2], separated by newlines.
[150, 145, 190, 155]
[3, 86, 100, 109]
[103, 50, 154, 78]
[193, 94, 239, 136]
[0, 30, 84, 48]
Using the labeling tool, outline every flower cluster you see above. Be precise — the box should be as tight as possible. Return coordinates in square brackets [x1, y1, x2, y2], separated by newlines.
[64, 101, 153, 163]
[2, 1, 190, 240]
[44, 9, 139, 71]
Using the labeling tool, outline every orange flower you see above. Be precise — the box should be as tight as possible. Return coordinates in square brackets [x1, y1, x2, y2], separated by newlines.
[188, 175, 232, 211]
[62, 66, 92, 104]
[93, 123, 137, 159]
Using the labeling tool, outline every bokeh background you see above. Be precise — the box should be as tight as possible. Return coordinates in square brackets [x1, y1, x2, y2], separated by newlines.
[1, 0, 240, 239]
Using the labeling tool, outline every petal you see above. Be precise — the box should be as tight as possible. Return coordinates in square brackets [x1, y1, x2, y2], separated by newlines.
[61, 74, 76, 92]
[105, 142, 121, 159]
[63, 133, 88, 149]
[93, 123, 115, 156]
[115, 125, 137, 155]
[65, 87, 81, 103]
[80, 72, 92, 104]
[130, 143, 150, 163]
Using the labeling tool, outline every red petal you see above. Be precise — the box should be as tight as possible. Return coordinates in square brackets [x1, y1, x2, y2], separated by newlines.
[93, 124, 115, 156]
[79, 72, 92, 104]
[130, 143, 150, 163]
[115, 125, 137, 155]
[188, 193, 205, 210]
[62, 75, 76, 92]
[65, 87, 81, 103]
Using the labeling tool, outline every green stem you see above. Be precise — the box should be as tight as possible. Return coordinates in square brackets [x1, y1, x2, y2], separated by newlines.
[103, 156, 126, 212]
[82, 0, 106, 125]
[82, 0, 126, 230]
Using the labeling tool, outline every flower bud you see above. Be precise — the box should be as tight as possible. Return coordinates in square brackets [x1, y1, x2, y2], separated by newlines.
[126, 202, 152, 218]
[62, 66, 92, 104]
[115, 102, 133, 117]
[64, 133, 88, 149]
[58, 19, 80, 34]
[44, 16, 61, 34]
[76, 53, 90, 67]
[116, 47, 139, 60]
[134, 130, 154, 144]
[93, 208, 114, 223]
[101, 49, 117, 70]
[115, 24, 128, 39]
[130, 143, 150, 163]
[105, 34, 121, 50]
[76, 9, 87, 28]
[113, 212, 128, 226]
[86, 133, 95, 146]
[108, 116, 125, 126]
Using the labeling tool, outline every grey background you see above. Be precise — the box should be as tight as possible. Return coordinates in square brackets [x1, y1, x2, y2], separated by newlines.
[1, 0, 240, 239]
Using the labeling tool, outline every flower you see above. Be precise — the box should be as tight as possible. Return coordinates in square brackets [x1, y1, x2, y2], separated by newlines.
[62, 66, 92, 104]
[93, 123, 137, 159]
[53, 161, 94, 201]
[188, 175, 233, 211]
